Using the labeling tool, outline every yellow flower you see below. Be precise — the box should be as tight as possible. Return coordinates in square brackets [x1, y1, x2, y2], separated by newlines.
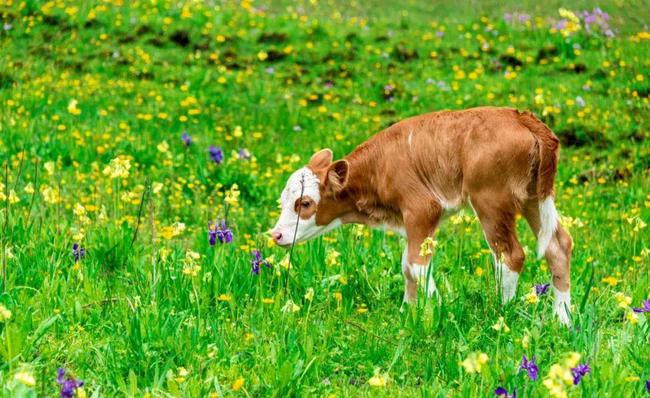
[325, 249, 340, 266]
[282, 300, 301, 313]
[8, 189, 19, 204]
[102, 157, 131, 179]
[261, 298, 274, 304]
[525, 289, 539, 304]
[44, 161, 55, 175]
[217, 294, 232, 302]
[225, 184, 240, 207]
[602, 276, 619, 287]
[41, 185, 60, 204]
[257, 51, 268, 61]
[368, 369, 387, 387]
[304, 287, 314, 301]
[558, 8, 580, 23]
[157, 140, 169, 153]
[625, 311, 639, 324]
[419, 237, 437, 257]
[175, 367, 189, 383]
[232, 377, 244, 391]
[67, 99, 81, 115]
[333, 292, 343, 303]
[474, 266, 484, 276]
[521, 333, 530, 349]
[614, 292, 632, 309]
[14, 371, 36, 387]
[0, 304, 12, 321]
[543, 352, 581, 398]
[460, 352, 489, 373]
[491, 316, 510, 332]
[24, 183, 34, 194]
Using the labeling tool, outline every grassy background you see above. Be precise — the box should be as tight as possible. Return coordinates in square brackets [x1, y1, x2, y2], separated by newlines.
[1, 0, 649, 396]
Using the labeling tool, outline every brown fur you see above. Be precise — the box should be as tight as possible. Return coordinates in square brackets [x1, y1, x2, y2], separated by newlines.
[306, 107, 572, 297]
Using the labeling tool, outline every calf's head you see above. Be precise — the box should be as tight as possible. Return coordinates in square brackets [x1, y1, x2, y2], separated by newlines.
[271, 149, 349, 247]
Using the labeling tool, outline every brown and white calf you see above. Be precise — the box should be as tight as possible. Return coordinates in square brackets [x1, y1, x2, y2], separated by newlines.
[271, 107, 573, 324]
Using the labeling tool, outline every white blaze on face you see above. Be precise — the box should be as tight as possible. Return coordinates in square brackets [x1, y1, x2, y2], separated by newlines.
[272, 167, 341, 246]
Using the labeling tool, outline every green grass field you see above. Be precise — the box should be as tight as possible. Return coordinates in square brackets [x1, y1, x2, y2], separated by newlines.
[1, 1, 649, 396]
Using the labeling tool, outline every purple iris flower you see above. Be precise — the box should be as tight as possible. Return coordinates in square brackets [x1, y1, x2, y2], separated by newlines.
[181, 131, 191, 146]
[208, 146, 224, 164]
[72, 243, 85, 262]
[519, 355, 539, 380]
[571, 363, 591, 385]
[208, 220, 232, 245]
[494, 387, 516, 398]
[632, 299, 650, 313]
[535, 283, 550, 296]
[646, 379, 650, 393]
[238, 148, 252, 160]
[251, 250, 270, 275]
[56, 368, 84, 398]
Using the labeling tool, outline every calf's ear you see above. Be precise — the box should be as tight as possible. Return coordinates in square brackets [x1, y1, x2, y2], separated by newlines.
[309, 148, 333, 170]
[326, 160, 349, 194]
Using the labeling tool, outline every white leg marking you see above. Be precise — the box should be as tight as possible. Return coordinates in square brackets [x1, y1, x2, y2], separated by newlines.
[494, 257, 519, 303]
[407, 263, 438, 298]
[537, 197, 559, 259]
[401, 248, 414, 305]
[553, 285, 571, 325]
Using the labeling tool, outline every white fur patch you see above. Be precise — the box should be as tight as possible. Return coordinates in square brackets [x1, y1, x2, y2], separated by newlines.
[537, 197, 558, 259]
[407, 263, 437, 298]
[273, 167, 341, 245]
[553, 285, 571, 325]
[494, 259, 519, 303]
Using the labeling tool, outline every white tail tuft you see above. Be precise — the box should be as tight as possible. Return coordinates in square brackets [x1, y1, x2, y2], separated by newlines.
[537, 197, 558, 259]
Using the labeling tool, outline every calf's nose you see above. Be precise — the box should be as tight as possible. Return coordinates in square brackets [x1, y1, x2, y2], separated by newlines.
[271, 231, 283, 244]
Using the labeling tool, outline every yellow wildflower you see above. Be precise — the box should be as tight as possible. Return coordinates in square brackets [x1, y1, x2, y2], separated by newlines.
[304, 287, 314, 301]
[614, 292, 632, 309]
[419, 237, 437, 257]
[492, 316, 510, 332]
[232, 377, 244, 391]
[14, 371, 36, 387]
[102, 157, 131, 179]
[325, 249, 340, 266]
[0, 304, 12, 321]
[282, 299, 300, 313]
[460, 352, 489, 373]
[368, 369, 387, 387]
[217, 294, 232, 302]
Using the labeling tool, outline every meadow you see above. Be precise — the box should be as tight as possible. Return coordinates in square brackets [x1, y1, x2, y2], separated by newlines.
[0, 0, 649, 396]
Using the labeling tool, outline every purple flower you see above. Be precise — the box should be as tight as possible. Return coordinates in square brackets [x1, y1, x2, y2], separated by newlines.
[571, 363, 591, 385]
[208, 220, 233, 246]
[646, 379, 650, 393]
[56, 368, 84, 398]
[632, 299, 650, 313]
[519, 355, 539, 381]
[238, 148, 252, 160]
[251, 250, 270, 275]
[181, 131, 191, 146]
[435, 30, 444, 38]
[535, 283, 550, 296]
[208, 146, 224, 164]
[495, 387, 516, 398]
[383, 84, 394, 92]
[265, 67, 275, 74]
[72, 243, 85, 262]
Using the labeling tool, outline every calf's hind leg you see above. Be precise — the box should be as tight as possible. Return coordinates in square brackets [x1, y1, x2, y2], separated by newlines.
[522, 200, 573, 325]
[470, 194, 525, 303]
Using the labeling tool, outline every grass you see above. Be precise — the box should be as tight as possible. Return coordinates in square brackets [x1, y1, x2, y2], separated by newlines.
[0, 0, 649, 396]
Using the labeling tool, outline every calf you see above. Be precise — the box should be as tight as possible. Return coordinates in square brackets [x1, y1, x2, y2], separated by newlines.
[271, 107, 573, 324]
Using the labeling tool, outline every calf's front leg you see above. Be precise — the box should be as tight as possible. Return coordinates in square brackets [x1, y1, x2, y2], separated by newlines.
[401, 205, 442, 304]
